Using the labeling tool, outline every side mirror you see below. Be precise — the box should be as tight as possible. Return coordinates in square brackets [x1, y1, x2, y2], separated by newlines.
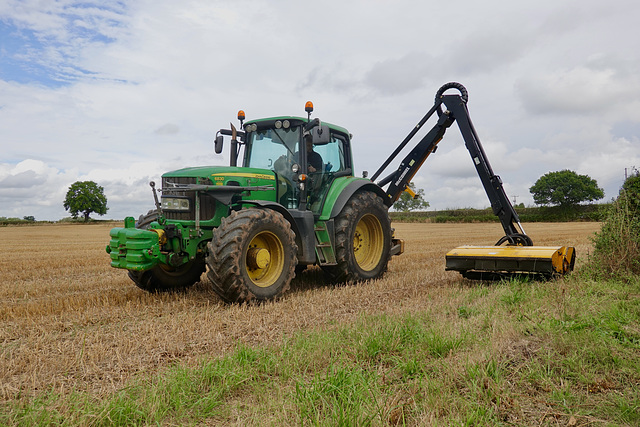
[311, 124, 331, 144]
[214, 134, 224, 154]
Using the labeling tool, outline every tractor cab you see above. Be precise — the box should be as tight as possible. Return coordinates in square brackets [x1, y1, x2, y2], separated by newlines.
[218, 105, 354, 214]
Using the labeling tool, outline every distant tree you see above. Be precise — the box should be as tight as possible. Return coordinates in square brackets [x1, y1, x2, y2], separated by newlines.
[394, 182, 430, 212]
[23, 216, 35, 222]
[529, 170, 604, 208]
[63, 181, 108, 221]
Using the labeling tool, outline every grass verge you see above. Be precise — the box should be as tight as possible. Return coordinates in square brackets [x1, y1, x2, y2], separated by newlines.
[2, 274, 638, 426]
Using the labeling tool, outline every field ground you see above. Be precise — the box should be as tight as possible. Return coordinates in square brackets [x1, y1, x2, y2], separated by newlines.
[2, 221, 638, 425]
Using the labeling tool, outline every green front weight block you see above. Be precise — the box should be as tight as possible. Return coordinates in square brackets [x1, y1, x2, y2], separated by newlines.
[107, 217, 162, 271]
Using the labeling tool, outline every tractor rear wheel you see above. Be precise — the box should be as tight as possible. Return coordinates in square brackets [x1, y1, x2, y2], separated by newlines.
[206, 209, 297, 303]
[324, 191, 391, 283]
[127, 210, 205, 292]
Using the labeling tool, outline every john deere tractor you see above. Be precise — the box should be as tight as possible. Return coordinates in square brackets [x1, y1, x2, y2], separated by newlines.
[107, 103, 403, 303]
[107, 83, 576, 303]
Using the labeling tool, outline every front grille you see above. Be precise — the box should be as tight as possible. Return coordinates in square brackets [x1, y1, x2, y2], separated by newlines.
[162, 177, 216, 221]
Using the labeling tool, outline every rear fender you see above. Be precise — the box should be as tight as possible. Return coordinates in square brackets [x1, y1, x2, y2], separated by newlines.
[320, 178, 387, 220]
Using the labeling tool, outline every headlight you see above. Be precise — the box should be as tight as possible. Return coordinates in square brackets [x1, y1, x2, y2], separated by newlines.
[161, 196, 190, 211]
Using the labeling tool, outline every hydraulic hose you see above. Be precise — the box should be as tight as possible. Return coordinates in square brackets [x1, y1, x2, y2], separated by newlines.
[435, 82, 468, 103]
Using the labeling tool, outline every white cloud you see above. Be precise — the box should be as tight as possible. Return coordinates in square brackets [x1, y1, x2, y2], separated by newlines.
[516, 65, 640, 115]
[1, 0, 640, 221]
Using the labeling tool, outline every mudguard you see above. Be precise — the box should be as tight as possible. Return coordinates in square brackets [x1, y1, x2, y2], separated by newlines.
[239, 200, 300, 235]
[319, 177, 387, 221]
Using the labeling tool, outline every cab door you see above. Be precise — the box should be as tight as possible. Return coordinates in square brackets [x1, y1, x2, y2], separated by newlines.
[309, 132, 352, 213]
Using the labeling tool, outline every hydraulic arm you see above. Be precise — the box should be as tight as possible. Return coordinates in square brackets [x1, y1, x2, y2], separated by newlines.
[372, 82, 576, 278]
[372, 82, 531, 246]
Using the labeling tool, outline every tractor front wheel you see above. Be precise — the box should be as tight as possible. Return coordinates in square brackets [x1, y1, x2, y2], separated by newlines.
[324, 191, 392, 283]
[127, 210, 206, 292]
[206, 209, 297, 303]
[128, 260, 206, 292]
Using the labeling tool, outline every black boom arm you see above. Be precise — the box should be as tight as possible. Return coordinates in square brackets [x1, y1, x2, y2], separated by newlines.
[371, 82, 532, 246]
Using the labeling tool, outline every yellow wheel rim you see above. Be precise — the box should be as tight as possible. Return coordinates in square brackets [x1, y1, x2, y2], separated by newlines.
[245, 230, 285, 287]
[353, 214, 384, 272]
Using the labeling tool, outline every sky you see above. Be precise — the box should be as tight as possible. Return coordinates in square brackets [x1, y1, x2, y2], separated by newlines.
[1, 0, 639, 221]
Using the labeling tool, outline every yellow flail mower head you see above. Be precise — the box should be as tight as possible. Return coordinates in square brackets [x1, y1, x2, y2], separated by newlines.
[445, 244, 576, 280]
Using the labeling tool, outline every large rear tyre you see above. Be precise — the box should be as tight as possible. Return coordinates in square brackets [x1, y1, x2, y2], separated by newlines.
[324, 191, 392, 283]
[206, 209, 297, 303]
[127, 210, 205, 292]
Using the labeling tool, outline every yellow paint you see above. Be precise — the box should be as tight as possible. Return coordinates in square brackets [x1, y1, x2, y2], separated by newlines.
[211, 172, 275, 180]
[446, 245, 575, 275]
[353, 213, 385, 271]
[403, 185, 417, 198]
[246, 230, 284, 287]
[149, 228, 167, 245]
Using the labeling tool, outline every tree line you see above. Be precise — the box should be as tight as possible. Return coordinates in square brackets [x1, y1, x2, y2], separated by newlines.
[395, 169, 605, 212]
[3, 169, 617, 220]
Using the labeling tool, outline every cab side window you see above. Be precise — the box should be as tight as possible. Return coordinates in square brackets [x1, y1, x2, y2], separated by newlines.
[313, 134, 346, 172]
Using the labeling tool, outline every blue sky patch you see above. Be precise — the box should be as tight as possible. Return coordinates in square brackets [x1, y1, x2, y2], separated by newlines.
[0, 3, 127, 87]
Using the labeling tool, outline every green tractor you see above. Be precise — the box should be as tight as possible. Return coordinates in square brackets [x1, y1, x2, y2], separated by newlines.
[107, 103, 404, 303]
[108, 83, 576, 303]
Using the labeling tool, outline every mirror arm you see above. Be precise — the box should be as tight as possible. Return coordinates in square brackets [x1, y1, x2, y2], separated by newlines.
[305, 117, 320, 131]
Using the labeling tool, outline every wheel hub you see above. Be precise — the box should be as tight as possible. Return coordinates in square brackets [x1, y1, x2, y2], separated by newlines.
[353, 214, 384, 271]
[247, 247, 271, 269]
[353, 231, 363, 251]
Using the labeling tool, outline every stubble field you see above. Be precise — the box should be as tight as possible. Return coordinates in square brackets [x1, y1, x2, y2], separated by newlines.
[5, 220, 637, 425]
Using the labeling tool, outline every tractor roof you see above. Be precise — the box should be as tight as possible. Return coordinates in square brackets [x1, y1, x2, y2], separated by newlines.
[244, 116, 350, 136]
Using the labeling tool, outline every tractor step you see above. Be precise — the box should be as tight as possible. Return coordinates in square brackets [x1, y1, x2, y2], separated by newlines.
[445, 245, 576, 278]
[314, 221, 337, 265]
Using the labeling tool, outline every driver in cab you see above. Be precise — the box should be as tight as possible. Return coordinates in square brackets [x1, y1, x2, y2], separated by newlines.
[304, 133, 323, 173]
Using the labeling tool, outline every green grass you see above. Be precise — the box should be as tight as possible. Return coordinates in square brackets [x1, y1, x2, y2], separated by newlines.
[2, 275, 639, 426]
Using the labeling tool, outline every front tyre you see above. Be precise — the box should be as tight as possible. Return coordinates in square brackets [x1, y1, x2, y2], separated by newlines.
[324, 191, 392, 283]
[127, 210, 205, 292]
[128, 260, 206, 292]
[206, 209, 297, 303]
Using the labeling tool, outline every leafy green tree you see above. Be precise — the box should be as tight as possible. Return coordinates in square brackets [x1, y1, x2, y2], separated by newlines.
[394, 182, 430, 212]
[529, 170, 604, 207]
[63, 181, 108, 221]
